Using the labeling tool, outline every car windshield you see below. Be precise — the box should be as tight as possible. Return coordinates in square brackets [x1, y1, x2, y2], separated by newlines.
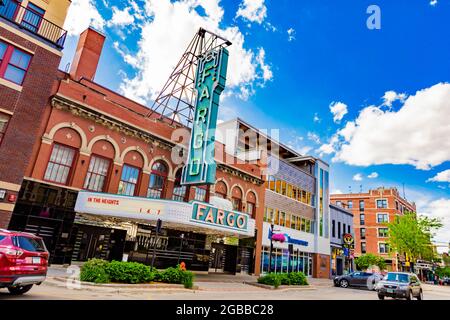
[385, 273, 409, 283]
[15, 236, 46, 252]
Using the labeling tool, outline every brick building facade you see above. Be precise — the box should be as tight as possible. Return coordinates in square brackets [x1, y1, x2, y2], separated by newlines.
[331, 187, 416, 271]
[0, 0, 70, 228]
[7, 27, 266, 275]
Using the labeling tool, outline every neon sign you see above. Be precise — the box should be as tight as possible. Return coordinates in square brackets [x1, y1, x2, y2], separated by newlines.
[182, 47, 229, 185]
[191, 202, 248, 231]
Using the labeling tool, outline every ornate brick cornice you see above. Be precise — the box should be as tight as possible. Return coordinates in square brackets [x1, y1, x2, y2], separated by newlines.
[51, 95, 175, 151]
[217, 163, 264, 186]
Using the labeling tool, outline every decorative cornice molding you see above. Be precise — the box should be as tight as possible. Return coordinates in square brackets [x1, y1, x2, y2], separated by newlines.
[51, 96, 175, 151]
[217, 163, 264, 186]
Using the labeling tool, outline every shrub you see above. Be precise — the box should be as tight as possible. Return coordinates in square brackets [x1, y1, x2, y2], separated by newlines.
[159, 267, 183, 284]
[181, 271, 194, 289]
[257, 273, 282, 288]
[80, 258, 110, 283]
[288, 272, 308, 285]
[257, 272, 308, 288]
[106, 261, 155, 284]
[79, 260, 195, 288]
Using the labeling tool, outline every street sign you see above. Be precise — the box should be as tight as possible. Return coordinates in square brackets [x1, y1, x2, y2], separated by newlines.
[343, 233, 354, 249]
[182, 47, 229, 185]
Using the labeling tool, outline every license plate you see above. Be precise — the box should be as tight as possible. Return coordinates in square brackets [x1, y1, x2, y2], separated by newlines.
[32, 257, 41, 264]
[387, 289, 395, 293]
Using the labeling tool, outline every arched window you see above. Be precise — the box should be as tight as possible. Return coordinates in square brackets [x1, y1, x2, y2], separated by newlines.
[172, 169, 188, 202]
[215, 181, 227, 199]
[84, 155, 111, 192]
[246, 191, 257, 218]
[147, 161, 168, 199]
[231, 186, 243, 211]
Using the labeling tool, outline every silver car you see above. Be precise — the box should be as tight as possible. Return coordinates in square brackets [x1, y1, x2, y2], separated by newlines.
[375, 272, 423, 300]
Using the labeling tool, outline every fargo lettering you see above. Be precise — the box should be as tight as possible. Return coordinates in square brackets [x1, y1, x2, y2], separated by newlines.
[192, 202, 248, 231]
[182, 48, 229, 185]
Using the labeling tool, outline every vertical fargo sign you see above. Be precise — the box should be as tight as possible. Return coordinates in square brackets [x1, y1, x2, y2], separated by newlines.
[182, 48, 229, 185]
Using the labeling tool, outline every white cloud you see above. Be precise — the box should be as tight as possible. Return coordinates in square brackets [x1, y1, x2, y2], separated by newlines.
[287, 28, 296, 42]
[64, 0, 105, 36]
[117, 0, 272, 104]
[430, 0, 438, 6]
[367, 172, 379, 179]
[236, 0, 267, 24]
[264, 22, 277, 32]
[353, 173, 363, 181]
[419, 198, 450, 243]
[307, 132, 321, 144]
[331, 189, 343, 195]
[313, 113, 321, 123]
[108, 6, 135, 28]
[382, 90, 407, 107]
[322, 83, 450, 170]
[255, 48, 273, 83]
[318, 134, 339, 155]
[427, 169, 450, 183]
[329, 101, 348, 123]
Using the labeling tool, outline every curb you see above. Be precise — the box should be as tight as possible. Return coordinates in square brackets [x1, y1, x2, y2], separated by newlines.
[244, 281, 316, 291]
[46, 276, 199, 291]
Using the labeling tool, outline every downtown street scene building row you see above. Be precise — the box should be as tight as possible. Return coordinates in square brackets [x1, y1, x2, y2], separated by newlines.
[0, 14, 334, 279]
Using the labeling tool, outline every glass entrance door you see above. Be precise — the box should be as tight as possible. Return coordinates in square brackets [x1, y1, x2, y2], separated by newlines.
[209, 243, 225, 273]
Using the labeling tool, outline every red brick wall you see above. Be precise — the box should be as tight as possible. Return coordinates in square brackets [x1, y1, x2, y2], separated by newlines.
[0, 26, 62, 227]
[313, 253, 331, 278]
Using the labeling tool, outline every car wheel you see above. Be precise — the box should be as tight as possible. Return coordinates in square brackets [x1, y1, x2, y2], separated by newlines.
[417, 290, 423, 300]
[406, 290, 412, 300]
[339, 279, 349, 288]
[8, 284, 33, 295]
[378, 294, 385, 300]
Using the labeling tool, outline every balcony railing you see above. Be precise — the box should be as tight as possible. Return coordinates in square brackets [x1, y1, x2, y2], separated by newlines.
[0, 0, 67, 48]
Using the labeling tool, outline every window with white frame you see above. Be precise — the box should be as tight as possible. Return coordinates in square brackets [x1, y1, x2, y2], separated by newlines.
[44, 143, 76, 184]
[379, 243, 389, 253]
[378, 227, 389, 238]
[377, 213, 389, 223]
[376, 199, 388, 208]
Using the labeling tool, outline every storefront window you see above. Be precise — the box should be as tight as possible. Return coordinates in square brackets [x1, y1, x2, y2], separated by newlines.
[147, 161, 168, 199]
[118, 164, 140, 196]
[83, 155, 110, 192]
[172, 169, 188, 202]
[44, 143, 76, 185]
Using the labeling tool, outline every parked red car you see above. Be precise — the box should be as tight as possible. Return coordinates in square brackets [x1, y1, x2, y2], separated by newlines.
[0, 229, 49, 295]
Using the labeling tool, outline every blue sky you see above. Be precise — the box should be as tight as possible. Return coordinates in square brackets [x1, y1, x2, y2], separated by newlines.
[61, 0, 450, 243]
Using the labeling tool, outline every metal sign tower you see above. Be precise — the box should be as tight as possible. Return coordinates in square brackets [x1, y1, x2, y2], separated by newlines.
[146, 28, 232, 126]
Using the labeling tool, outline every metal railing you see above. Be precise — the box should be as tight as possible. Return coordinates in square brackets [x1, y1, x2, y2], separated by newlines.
[0, 0, 67, 48]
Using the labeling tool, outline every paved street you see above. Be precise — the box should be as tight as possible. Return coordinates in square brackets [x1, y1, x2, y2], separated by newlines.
[1, 278, 449, 300]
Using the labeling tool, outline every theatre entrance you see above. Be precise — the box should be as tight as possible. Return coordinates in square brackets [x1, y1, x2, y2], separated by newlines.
[209, 243, 237, 274]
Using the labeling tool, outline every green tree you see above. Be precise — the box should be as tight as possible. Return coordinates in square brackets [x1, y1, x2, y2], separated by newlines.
[355, 253, 386, 271]
[386, 211, 443, 263]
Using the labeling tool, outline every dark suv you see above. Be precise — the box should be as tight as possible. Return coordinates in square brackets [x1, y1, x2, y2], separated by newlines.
[0, 229, 49, 295]
[334, 271, 383, 290]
